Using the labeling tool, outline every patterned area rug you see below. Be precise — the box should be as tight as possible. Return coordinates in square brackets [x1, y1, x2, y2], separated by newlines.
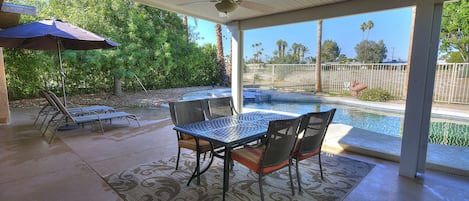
[104, 152, 374, 201]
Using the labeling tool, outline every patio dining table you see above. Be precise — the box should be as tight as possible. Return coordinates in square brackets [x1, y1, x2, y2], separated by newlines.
[173, 111, 297, 201]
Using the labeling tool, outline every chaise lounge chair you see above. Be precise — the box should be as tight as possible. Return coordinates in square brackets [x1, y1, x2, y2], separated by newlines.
[34, 88, 115, 129]
[43, 90, 140, 143]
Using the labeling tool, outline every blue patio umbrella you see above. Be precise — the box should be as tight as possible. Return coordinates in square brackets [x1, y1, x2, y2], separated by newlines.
[0, 18, 119, 106]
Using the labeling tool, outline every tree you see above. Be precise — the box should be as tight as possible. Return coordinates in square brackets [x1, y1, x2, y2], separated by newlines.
[337, 54, 348, 63]
[440, 0, 469, 62]
[251, 42, 264, 63]
[355, 40, 388, 63]
[316, 19, 323, 92]
[4, 0, 220, 99]
[181, 15, 198, 41]
[359, 20, 374, 63]
[441, 51, 465, 63]
[216, 23, 227, 86]
[366, 20, 374, 40]
[299, 45, 309, 63]
[290, 43, 307, 63]
[291, 43, 299, 60]
[360, 22, 367, 40]
[276, 39, 288, 58]
[321, 40, 340, 62]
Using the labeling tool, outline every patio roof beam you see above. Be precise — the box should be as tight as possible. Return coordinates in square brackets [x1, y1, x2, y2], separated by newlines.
[1, 2, 36, 16]
[230, 0, 422, 30]
[0, 2, 36, 29]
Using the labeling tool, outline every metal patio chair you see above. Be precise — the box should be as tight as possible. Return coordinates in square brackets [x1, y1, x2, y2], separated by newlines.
[204, 96, 238, 120]
[169, 99, 221, 185]
[231, 116, 302, 201]
[294, 108, 336, 192]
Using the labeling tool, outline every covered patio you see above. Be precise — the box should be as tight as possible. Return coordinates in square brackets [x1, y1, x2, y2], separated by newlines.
[1, 0, 468, 200]
[1, 106, 468, 200]
[135, 0, 449, 179]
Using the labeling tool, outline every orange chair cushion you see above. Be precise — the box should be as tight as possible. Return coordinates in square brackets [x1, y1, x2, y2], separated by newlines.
[231, 145, 290, 174]
[179, 138, 213, 153]
[180, 133, 194, 140]
[293, 148, 320, 161]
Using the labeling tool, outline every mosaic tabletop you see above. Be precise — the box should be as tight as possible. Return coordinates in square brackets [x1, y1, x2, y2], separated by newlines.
[174, 111, 297, 146]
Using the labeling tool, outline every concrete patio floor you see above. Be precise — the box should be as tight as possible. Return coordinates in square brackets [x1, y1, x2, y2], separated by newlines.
[1, 107, 468, 201]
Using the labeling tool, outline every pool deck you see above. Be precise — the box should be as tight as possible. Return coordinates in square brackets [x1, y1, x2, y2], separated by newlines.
[325, 124, 469, 177]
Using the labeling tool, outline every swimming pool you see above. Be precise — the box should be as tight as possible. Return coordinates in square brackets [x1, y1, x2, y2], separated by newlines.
[183, 89, 469, 147]
[244, 101, 469, 147]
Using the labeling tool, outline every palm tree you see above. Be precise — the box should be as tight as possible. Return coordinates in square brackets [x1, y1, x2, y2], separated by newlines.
[360, 22, 367, 41]
[316, 19, 323, 92]
[183, 16, 188, 28]
[216, 23, 227, 86]
[281, 41, 288, 58]
[292, 43, 299, 60]
[226, 37, 233, 86]
[181, 15, 197, 40]
[366, 20, 374, 40]
[361, 20, 374, 63]
[276, 39, 288, 58]
[299, 45, 309, 62]
[276, 40, 283, 57]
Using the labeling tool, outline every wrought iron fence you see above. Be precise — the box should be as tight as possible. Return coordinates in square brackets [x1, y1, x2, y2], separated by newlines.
[244, 63, 469, 104]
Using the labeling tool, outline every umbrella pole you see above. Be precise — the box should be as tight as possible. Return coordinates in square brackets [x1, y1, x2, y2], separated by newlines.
[56, 40, 78, 131]
[57, 40, 67, 107]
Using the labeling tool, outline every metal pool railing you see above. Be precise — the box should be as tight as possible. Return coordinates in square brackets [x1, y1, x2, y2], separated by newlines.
[244, 63, 469, 104]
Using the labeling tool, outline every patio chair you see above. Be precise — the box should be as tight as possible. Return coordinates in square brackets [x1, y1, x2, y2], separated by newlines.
[293, 109, 336, 192]
[34, 88, 115, 129]
[43, 91, 140, 143]
[204, 96, 238, 120]
[231, 116, 302, 201]
[169, 99, 222, 185]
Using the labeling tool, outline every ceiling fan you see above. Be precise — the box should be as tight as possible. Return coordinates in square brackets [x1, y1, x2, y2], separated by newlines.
[178, 0, 273, 14]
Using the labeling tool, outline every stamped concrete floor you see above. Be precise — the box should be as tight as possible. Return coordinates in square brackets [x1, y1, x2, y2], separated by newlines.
[0, 107, 468, 201]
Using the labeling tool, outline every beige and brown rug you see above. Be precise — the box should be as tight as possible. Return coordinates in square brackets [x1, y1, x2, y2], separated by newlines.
[104, 152, 374, 201]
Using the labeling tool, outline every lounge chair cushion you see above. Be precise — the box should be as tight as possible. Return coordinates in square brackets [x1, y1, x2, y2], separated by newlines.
[73, 111, 135, 123]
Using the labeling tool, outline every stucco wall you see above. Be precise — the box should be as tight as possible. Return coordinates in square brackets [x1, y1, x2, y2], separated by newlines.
[0, 48, 10, 125]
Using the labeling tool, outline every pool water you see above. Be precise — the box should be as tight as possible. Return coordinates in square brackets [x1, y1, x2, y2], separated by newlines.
[244, 101, 469, 147]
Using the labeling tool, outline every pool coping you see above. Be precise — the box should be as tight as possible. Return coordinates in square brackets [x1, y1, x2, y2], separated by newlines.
[269, 91, 469, 121]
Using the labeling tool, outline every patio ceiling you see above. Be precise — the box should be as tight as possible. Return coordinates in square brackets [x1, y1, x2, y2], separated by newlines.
[134, 0, 426, 30]
[0, 1, 36, 29]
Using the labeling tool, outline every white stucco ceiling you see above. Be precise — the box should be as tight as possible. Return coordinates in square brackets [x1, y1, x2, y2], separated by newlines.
[133, 0, 433, 30]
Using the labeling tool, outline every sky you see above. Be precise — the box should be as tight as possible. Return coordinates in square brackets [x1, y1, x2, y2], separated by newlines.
[189, 7, 413, 62]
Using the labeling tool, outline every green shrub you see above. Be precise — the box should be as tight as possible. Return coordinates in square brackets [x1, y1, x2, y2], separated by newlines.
[357, 88, 393, 102]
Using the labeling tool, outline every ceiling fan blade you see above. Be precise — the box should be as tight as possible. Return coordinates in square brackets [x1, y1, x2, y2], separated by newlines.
[239, 0, 273, 13]
[177, 0, 218, 6]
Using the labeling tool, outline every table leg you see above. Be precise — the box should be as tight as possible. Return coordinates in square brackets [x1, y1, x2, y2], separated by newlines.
[187, 139, 216, 186]
[196, 148, 201, 185]
[223, 146, 231, 201]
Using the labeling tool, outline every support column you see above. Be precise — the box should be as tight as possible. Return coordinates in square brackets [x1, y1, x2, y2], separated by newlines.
[399, 1, 443, 178]
[0, 47, 10, 125]
[228, 22, 244, 113]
